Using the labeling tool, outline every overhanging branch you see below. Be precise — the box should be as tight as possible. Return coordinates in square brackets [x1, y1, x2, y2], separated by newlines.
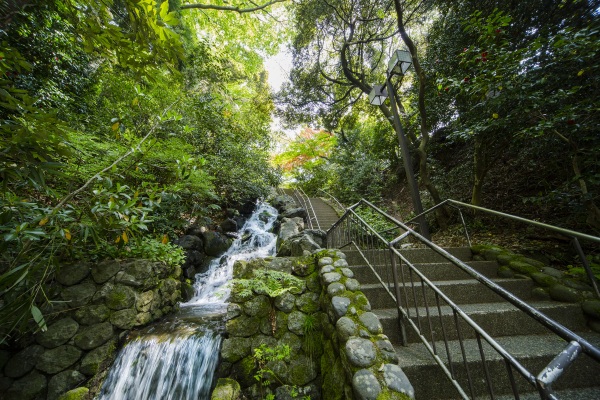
[181, 0, 287, 13]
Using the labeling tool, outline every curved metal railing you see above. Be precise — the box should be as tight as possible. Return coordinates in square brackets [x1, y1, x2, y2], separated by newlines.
[326, 198, 600, 400]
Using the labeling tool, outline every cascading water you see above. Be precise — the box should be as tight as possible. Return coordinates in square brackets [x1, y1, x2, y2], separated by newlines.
[99, 202, 278, 399]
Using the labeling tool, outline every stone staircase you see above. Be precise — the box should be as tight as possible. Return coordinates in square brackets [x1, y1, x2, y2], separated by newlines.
[298, 193, 600, 399]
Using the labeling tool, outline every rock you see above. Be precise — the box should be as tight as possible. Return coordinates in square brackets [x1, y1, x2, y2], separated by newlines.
[287, 355, 317, 386]
[292, 258, 315, 277]
[110, 308, 137, 330]
[530, 272, 559, 287]
[509, 260, 539, 275]
[318, 257, 333, 267]
[520, 257, 545, 268]
[74, 304, 110, 325]
[541, 267, 563, 279]
[296, 292, 320, 313]
[496, 253, 516, 266]
[345, 337, 377, 368]
[274, 292, 296, 313]
[377, 339, 399, 363]
[120, 260, 159, 288]
[497, 265, 515, 278]
[136, 312, 152, 326]
[290, 234, 321, 257]
[136, 290, 155, 313]
[55, 263, 90, 286]
[226, 303, 243, 320]
[104, 284, 136, 310]
[288, 310, 308, 336]
[304, 229, 327, 247]
[47, 370, 86, 400]
[281, 207, 308, 220]
[275, 384, 318, 400]
[0, 349, 9, 370]
[331, 296, 351, 319]
[336, 317, 357, 342]
[333, 259, 348, 268]
[211, 378, 241, 400]
[0, 376, 13, 392]
[60, 281, 97, 307]
[202, 231, 231, 257]
[242, 295, 271, 317]
[74, 322, 114, 350]
[532, 287, 551, 300]
[563, 278, 593, 291]
[268, 257, 294, 274]
[354, 294, 371, 312]
[4, 370, 47, 400]
[341, 268, 354, 278]
[327, 282, 345, 297]
[352, 369, 381, 400]
[345, 278, 360, 292]
[548, 284, 582, 303]
[251, 335, 278, 350]
[175, 235, 204, 251]
[57, 387, 89, 400]
[359, 312, 383, 334]
[221, 337, 251, 363]
[91, 260, 121, 283]
[36, 345, 82, 374]
[36, 317, 79, 349]
[226, 315, 260, 337]
[582, 300, 600, 320]
[323, 272, 342, 285]
[306, 272, 321, 293]
[481, 247, 504, 261]
[80, 341, 115, 376]
[321, 265, 335, 274]
[181, 250, 205, 278]
[4, 345, 45, 378]
[279, 331, 302, 353]
[382, 364, 414, 398]
[220, 218, 238, 232]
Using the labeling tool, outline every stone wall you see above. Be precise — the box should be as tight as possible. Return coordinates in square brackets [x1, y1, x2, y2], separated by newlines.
[212, 250, 414, 400]
[0, 259, 184, 400]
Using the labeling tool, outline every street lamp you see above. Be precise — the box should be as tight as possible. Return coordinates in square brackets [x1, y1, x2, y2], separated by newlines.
[369, 50, 431, 240]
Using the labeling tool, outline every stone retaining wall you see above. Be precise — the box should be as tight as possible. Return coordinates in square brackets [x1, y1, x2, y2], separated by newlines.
[213, 249, 414, 400]
[0, 259, 185, 400]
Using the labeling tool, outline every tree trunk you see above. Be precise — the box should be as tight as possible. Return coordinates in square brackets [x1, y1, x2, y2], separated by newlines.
[393, 0, 450, 228]
[572, 153, 600, 230]
[471, 135, 488, 206]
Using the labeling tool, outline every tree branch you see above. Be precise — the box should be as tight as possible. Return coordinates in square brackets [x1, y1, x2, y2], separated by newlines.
[181, 0, 287, 13]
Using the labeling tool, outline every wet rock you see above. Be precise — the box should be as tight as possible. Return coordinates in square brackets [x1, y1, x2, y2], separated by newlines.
[202, 231, 231, 257]
[268, 257, 294, 274]
[80, 341, 116, 376]
[37, 345, 82, 374]
[47, 370, 86, 400]
[220, 218, 238, 233]
[4, 345, 45, 378]
[251, 335, 277, 350]
[345, 337, 377, 368]
[290, 234, 321, 257]
[352, 369, 381, 400]
[74, 322, 114, 350]
[136, 290, 155, 313]
[175, 235, 203, 251]
[36, 317, 79, 349]
[55, 263, 90, 286]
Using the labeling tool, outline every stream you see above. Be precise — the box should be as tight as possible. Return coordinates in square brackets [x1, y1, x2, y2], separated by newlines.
[98, 202, 278, 399]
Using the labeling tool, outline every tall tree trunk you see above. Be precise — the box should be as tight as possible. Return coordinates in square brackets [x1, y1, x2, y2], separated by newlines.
[472, 136, 488, 206]
[393, 0, 450, 228]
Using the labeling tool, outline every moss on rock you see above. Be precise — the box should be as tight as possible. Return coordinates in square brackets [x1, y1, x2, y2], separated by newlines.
[57, 387, 89, 400]
[211, 378, 241, 400]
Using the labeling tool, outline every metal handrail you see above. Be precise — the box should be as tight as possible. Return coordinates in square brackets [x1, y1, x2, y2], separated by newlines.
[326, 198, 600, 399]
[317, 189, 346, 215]
[406, 199, 600, 298]
[293, 188, 321, 230]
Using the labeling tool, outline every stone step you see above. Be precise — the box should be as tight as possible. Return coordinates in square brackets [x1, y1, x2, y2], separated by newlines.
[395, 333, 600, 399]
[360, 278, 534, 309]
[343, 247, 473, 265]
[374, 301, 589, 344]
[477, 387, 600, 400]
[348, 261, 499, 284]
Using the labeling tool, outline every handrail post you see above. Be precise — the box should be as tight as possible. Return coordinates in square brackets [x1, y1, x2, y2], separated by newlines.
[572, 237, 600, 299]
[390, 244, 408, 346]
[536, 341, 582, 400]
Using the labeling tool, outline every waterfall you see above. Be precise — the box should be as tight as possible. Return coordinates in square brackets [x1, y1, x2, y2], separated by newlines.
[99, 202, 278, 399]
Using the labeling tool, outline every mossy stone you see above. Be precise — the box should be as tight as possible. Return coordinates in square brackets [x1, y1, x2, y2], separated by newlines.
[470, 245, 488, 254]
[221, 337, 251, 363]
[548, 284, 582, 303]
[297, 292, 320, 313]
[520, 257, 545, 269]
[287, 355, 317, 386]
[508, 260, 539, 275]
[210, 378, 241, 400]
[226, 315, 259, 337]
[497, 265, 515, 278]
[322, 355, 345, 400]
[230, 356, 256, 388]
[57, 387, 89, 400]
[242, 295, 270, 317]
[306, 271, 321, 293]
[79, 340, 116, 376]
[497, 253, 518, 266]
[530, 272, 559, 287]
[532, 287, 551, 300]
[482, 248, 504, 261]
[581, 299, 600, 320]
[36, 345, 82, 374]
[104, 284, 136, 310]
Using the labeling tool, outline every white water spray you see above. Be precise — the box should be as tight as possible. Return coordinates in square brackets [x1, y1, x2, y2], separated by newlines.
[98, 202, 278, 399]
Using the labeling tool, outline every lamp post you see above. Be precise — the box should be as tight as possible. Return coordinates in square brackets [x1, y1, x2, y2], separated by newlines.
[369, 50, 430, 240]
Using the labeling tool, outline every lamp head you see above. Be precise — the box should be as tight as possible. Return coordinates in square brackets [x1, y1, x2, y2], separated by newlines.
[368, 84, 387, 106]
[388, 49, 412, 76]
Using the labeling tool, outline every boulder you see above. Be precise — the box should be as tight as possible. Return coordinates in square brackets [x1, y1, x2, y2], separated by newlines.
[274, 292, 296, 313]
[4, 370, 47, 400]
[175, 235, 203, 251]
[220, 218, 238, 232]
[280, 207, 308, 220]
[74, 304, 110, 325]
[36, 345, 82, 374]
[288, 310, 308, 336]
[345, 337, 377, 368]
[36, 317, 79, 349]
[3, 345, 45, 378]
[296, 292, 320, 313]
[60, 281, 97, 308]
[211, 378, 241, 400]
[110, 308, 137, 330]
[73, 322, 114, 350]
[202, 231, 231, 257]
[103, 284, 136, 310]
[382, 364, 414, 398]
[55, 263, 90, 286]
[242, 295, 271, 318]
[352, 369, 381, 400]
[79, 340, 115, 376]
[225, 315, 260, 337]
[47, 370, 86, 400]
[57, 387, 89, 400]
[358, 312, 383, 334]
[91, 260, 121, 284]
[287, 355, 317, 386]
[221, 338, 251, 363]
[181, 250, 205, 279]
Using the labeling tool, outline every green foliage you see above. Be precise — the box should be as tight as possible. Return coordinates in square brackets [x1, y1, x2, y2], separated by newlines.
[111, 238, 186, 268]
[232, 269, 304, 300]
